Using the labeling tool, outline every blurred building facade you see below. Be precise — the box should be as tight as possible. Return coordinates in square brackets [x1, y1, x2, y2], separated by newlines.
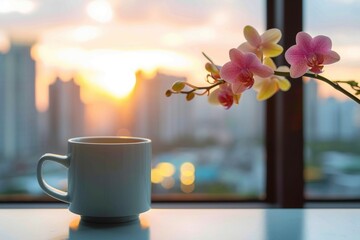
[47, 78, 85, 152]
[0, 44, 38, 162]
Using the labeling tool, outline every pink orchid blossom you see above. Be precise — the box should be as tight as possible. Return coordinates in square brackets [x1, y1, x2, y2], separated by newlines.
[220, 48, 273, 94]
[209, 83, 240, 109]
[285, 32, 340, 78]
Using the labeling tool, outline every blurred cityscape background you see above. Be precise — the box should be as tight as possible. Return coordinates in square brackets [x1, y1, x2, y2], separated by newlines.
[0, 44, 265, 198]
[0, 0, 360, 200]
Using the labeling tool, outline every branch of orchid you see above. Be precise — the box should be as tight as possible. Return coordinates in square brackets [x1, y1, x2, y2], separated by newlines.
[274, 71, 360, 104]
[166, 80, 226, 100]
[333, 80, 360, 95]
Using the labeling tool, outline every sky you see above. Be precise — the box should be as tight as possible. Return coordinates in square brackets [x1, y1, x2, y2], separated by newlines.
[0, 0, 359, 103]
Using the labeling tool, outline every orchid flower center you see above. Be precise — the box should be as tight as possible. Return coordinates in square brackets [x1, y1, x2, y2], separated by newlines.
[218, 88, 234, 109]
[237, 69, 254, 89]
[306, 53, 324, 74]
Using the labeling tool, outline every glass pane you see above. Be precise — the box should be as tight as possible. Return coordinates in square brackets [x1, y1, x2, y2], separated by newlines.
[304, 0, 360, 198]
[0, 0, 265, 201]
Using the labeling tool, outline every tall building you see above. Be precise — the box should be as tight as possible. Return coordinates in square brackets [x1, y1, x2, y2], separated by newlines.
[132, 72, 190, 147]
[0, 44, 38, 162]
[339, 100, 360, 140]
[47, 78, 85, 152]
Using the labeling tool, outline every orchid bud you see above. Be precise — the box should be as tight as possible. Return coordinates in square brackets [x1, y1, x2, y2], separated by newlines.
[205, 63, 221, 79]
[171, 81, 185, 92]
[165, 90, 172, 97]
[186, 92, 195, 101]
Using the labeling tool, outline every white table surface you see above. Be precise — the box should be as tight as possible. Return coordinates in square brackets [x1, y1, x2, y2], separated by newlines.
[0, 206, 359, 240]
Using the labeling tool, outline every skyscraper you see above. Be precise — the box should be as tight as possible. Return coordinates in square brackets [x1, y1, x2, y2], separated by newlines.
[47, 78, 85, 152]
[0, 44, 38, 162]
[132, 72, 190, 148]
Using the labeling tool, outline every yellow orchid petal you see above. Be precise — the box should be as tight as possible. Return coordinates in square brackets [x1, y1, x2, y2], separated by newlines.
[277, 65, 290, 73]
[263, 57, 277, 70]
[243, 25, 261, 47]
[276, 78, 291, 91]
[262, 43, 283, 57]
[234, 94, 241, 104]
[261, 28, 282, 43]
[208, 88, 220, 105]
[253, 76, 266, 91]
[256, 79, 278, 101]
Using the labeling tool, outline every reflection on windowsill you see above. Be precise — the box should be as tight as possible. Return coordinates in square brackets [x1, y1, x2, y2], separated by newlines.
[68, 215, 150, 240]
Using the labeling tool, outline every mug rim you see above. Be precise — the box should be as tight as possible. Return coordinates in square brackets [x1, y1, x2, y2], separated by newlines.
[68, 136, 151, 145]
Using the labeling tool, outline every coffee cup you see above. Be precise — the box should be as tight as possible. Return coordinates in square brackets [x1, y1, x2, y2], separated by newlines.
[37, 136, 151, 223]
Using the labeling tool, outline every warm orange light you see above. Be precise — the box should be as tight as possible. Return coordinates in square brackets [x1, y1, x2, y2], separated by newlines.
[151, 169, 163, 184]
[157, 162, 176, 177]
[139, 215, 150, 229]
[69, 217, 81, 230]
[0, 31, 10, 53]
[180, 175, 195, 185]
[180, 162, 195, 174]
[80, 69, 136, 99]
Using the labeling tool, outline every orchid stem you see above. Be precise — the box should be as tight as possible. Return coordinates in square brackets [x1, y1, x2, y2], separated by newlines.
[274, 71, 360, 104]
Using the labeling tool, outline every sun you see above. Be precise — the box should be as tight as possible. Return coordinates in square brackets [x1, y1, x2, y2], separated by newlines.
[83, 68, 137, 99]
[80, 50, 140, 99]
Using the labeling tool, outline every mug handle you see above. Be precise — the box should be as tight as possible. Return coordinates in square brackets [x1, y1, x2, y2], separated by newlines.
[37, 153, 70, 203]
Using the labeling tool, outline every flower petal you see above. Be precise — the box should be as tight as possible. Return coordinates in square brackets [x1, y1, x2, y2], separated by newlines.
[262, 43, 283, 57]
[244, 53, 274, 78]
[261, 28, 282, 43]
[263, 57, 277, 70]
[229, 48, 246, 67]
[231, 81, 247, 95]
[252, 64, 274, 78]
[208, 88, 221, 105]
[256, 79, 278, 101]
[289, 61, 308, 78]
[277, 65, 290, 73]
[237, 42, 255, 54]
[296, 32, 312, 52]
[245, 54, 273, 77]
[323, 50, 340, 64]
[253, 76, 266, 91]
[244, 25, 261, 47]
[233, 94, 241, 104]
[312, 35, 332, 53]
[220, 62, 240, 83]
[285, 45, 305, 65]
[276, 78, 291, 91]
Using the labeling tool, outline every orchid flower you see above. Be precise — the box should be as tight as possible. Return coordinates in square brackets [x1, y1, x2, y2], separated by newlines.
[253, 58, 291, 100]
[208, 83, 240, 109]
[284, 32, 340, 78]
[238, 25, 283, 59]
[166, 26, 360, 106]
[220, 48, 273, 95]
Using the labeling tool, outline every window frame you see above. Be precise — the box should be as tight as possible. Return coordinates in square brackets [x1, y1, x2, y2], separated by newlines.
[1, 0, 360, 206]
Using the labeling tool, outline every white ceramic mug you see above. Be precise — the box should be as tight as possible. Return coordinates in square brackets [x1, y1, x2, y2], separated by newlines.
[37, 136, 151, 222]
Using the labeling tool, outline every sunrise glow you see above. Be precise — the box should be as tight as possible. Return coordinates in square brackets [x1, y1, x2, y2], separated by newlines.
[31, 29, 195, 112]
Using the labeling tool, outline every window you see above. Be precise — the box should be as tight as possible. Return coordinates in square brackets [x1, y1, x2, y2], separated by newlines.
[304, 0, 360, 199]
[0, 0, 266, 201]
[1, 0, 359, 206]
